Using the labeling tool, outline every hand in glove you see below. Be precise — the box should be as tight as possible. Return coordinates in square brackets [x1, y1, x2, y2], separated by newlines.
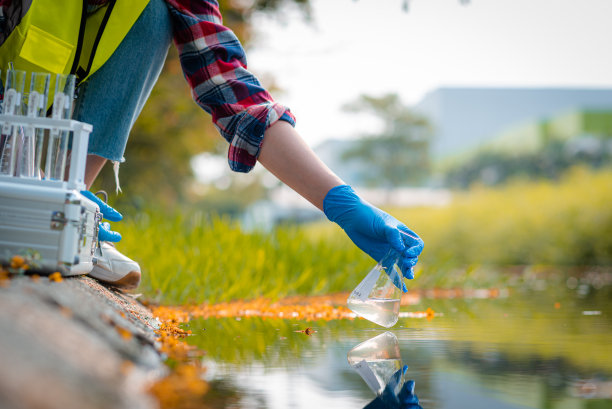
[81, 190, 122, 242]
[323, 185, 424, 291]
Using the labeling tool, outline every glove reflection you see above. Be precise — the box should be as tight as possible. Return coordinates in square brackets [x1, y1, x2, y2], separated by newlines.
[364, 367, 423, 409]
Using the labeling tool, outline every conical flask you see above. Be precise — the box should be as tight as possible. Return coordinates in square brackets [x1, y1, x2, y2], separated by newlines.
[347, 249, 403, 328]
[347, 331, 402, 395]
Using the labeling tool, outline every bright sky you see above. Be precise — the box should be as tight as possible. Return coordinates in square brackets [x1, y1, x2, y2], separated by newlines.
[247, 0, 612, 147]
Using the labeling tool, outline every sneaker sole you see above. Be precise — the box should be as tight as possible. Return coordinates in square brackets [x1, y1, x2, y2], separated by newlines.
[92, 271, 141, 290]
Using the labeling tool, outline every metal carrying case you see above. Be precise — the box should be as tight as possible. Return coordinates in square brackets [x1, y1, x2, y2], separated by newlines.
[0, 115, 101, 275]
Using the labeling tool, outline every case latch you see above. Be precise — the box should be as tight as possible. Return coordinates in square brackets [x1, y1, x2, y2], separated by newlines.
[50, 211, 67, 230]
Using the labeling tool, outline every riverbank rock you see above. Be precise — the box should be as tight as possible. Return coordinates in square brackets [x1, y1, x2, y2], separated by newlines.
[0, 275, 163, 409]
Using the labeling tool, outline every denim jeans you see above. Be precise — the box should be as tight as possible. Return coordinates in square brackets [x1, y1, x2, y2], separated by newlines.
[72, 0, 172, 163]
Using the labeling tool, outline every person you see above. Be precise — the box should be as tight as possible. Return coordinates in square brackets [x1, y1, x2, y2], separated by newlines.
[0, 0, 424, 290]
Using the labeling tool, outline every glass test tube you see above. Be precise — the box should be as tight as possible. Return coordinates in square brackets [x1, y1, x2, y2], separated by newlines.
[45, 73, 75, 180]
[17, 72, 50, 178]
[0, 69, 26, 176]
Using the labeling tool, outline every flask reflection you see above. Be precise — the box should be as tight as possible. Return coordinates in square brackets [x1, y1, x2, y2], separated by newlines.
[347, 332, 422, 409]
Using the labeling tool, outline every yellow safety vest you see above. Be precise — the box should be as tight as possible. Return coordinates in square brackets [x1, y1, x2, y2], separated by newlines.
[0, 0, 150, 84]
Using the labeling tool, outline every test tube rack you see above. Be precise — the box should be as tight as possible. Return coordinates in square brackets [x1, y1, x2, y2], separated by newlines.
[0, 114, 92, 189]
[0, 114, 102, 276]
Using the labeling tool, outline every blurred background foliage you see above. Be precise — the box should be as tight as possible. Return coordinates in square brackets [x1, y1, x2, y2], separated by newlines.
[443, 110, 612, 188]
[341, 94, 431, 187]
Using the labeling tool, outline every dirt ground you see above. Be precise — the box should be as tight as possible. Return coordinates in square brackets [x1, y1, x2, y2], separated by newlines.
[0, 275, 164, 409]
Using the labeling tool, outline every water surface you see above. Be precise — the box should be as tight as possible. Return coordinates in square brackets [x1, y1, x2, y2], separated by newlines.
[183, 287, 612, 409]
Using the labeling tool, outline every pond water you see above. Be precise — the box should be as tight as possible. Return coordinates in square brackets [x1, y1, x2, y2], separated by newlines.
[182, 286, 612, 409]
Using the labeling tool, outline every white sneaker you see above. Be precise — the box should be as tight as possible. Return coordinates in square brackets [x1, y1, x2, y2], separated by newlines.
[89, 242, 141, 290]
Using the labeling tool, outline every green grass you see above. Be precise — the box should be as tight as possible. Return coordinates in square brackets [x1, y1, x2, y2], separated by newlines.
[118, 166, 612, 305]
[119, 212, 370, 304]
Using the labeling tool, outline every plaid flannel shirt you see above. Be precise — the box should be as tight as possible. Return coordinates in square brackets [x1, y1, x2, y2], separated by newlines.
[0, 0, 296, 172]
[166, 0, 295, 172]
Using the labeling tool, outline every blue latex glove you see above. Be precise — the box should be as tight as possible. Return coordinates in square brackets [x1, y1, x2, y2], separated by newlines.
[323, 185, 424, 292]
[80, 190, 123, 221]
[81, 190, 122, 242]
[364, 366, 422, 409]
[397, 380, 422, 409]
[98, 221, 122, 243]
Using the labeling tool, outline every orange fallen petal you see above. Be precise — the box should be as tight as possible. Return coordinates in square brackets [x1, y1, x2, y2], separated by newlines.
[116, 326, 133, 340]
[49, 272, 63, 282]
[10, 255, 25, 269]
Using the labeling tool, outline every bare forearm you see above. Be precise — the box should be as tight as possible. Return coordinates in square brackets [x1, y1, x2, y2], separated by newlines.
[258, 121, 344, 211]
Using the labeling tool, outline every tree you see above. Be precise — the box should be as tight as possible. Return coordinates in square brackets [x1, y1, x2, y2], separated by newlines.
[341, 94, 431, 187]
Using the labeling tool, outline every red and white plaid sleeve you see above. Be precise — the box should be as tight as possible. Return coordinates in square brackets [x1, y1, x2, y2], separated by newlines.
[165, 0, 296, 172]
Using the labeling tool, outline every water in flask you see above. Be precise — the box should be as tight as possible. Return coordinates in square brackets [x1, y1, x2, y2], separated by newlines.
[350, 358, 402, 394]
[347, 249, 403, 328]
[347, 298, 401, 328]
[347, 332, 402, 394]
